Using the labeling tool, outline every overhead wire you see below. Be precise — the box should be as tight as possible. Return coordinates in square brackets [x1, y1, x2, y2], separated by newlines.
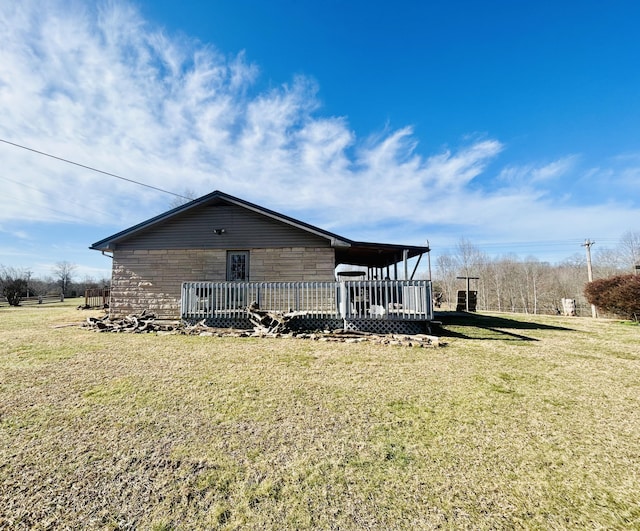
[433, 238, 625, 259]
[0, 138, 192, 200]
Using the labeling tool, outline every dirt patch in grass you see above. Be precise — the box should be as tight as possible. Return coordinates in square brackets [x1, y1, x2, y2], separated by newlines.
[1, 303, 639, 529]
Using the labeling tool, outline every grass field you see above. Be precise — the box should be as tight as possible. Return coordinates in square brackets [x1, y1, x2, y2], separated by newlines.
[1, 301, 639, 529]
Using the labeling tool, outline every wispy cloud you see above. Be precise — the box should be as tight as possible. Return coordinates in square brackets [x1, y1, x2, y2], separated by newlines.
[0, 225, 31, 240]
[0, 0, 638, 267]
[531, 156, 578, 183]
[497, 155, 578, 188]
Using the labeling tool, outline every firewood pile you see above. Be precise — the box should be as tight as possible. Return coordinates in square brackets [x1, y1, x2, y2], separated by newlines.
[81, 310, 440, 347]
[246, 306, 307, 335]
[83, 310, 177, 334]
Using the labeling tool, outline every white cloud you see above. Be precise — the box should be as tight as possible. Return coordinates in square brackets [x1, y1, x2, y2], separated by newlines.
[497, 155, 578, 187]
[0, 0, 638, 272]
[530, 156, 578, 183]
[0, 1, 506, 232]
[0, 225, 31, 240]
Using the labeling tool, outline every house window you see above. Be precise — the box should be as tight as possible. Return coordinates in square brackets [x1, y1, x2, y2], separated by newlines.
[227, 251, 249, 281]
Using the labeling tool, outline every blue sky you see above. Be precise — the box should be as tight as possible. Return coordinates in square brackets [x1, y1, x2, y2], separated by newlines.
[1, 0, 639, 280]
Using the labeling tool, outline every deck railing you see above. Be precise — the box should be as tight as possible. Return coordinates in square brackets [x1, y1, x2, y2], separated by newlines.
[338, 280, 432, 320]
[181, 280, 432, 322]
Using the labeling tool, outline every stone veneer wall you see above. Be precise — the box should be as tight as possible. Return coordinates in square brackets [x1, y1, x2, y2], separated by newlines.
[110, 247, 336, 319]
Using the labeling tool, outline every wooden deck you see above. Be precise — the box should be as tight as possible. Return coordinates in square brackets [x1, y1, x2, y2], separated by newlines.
[181, 280, 433, 330]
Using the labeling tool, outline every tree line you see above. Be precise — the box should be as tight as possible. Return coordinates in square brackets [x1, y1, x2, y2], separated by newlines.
[432, 231, 640, 317]
[0, 261, 110, 306]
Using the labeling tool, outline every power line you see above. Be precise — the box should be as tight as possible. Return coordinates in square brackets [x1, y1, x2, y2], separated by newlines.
[476, 239, 618, 248]
[0, 138, 191, 200]
[434, 238, 622, 255]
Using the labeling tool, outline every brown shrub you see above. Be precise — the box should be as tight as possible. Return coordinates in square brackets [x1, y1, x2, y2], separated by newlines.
[584, 274, 640, 319]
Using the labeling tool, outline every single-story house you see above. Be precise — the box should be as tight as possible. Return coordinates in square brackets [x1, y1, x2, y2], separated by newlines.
[90, 190, 433, 332]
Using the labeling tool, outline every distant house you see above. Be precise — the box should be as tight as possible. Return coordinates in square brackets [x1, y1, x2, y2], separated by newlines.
[90, 190, 432, 331]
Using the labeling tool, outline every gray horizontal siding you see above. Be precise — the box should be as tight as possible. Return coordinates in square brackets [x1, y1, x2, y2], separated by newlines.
[115, 204, 331, 250]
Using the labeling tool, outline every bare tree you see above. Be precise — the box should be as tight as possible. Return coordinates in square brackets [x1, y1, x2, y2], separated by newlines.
[484, 260, 504, 312]
[168, 188, 198, 209]
[453, 238, 486, 310]
[618, 230, 640, 271]
[52, 261, 77, 297]
[29, 277, 55, 297]
[456, 238, 484, 278]
[595, 247, 625, 278]
[435, 254, 458, 309]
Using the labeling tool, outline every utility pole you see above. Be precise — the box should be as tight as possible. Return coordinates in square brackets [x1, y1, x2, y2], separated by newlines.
[582, 239, 597, 318]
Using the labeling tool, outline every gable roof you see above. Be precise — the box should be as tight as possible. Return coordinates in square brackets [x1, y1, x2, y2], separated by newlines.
[90, 190, 429, 268]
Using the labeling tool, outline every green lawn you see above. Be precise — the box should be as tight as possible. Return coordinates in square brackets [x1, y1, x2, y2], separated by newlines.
[1, 301, 639, 529]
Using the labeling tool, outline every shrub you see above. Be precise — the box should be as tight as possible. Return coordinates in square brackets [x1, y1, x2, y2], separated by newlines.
[0, 267, 29, 306]
[584, 274, 640, 319]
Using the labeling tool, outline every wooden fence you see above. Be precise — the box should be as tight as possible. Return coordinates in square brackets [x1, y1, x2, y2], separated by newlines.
[84, 288, 110, 308]
[3, 293, 65, 306]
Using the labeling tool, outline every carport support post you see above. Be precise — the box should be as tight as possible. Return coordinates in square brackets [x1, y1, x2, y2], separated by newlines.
[403, 249, 409, 280]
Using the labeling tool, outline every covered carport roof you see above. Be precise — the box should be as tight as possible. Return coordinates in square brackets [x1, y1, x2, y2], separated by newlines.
[335, 241, 430, 269]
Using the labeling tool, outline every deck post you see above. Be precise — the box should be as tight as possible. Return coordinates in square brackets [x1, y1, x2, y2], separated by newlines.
[338, 281, 349, 328]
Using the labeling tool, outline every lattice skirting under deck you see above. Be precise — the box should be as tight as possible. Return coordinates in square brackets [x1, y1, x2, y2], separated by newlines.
[343, 319, 429, 335]
[184, 317, 254, 329]
[183, 316, 429, 334]
[183, 316, 345, 330]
